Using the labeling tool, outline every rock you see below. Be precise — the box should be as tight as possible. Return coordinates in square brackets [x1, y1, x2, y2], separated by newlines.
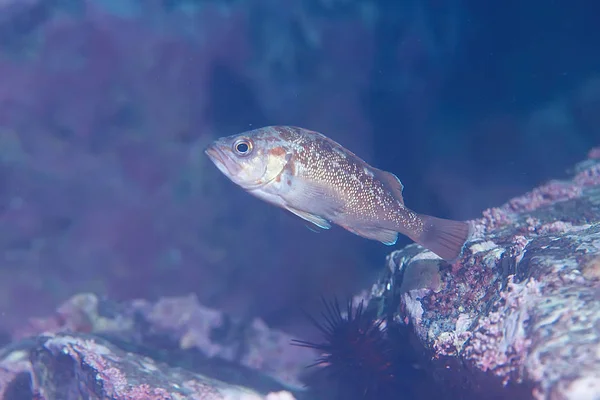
[366, 151, 600, 399]
[10, 293, 315, 391]
[0, 332, 299, 400]
[0, 341, 32, 400]
[1, 293, 314, 399]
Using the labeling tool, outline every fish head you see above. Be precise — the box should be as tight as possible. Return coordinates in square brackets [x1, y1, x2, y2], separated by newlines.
[205, 127, 292, 191]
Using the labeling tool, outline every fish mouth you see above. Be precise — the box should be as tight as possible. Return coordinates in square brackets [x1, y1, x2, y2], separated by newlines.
[205, 146, 229, 174]
[204, 146, 223, 165]
[205, 143, 270, 191]
[204, 145, 241, 177]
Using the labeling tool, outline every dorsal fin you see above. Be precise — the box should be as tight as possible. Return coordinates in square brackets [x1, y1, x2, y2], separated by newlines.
[371, 167, 404, 204]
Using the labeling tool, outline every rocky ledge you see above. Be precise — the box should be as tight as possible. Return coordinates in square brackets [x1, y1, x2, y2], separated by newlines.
[366, 150, 600, 400]
[0, 294, 314, 399]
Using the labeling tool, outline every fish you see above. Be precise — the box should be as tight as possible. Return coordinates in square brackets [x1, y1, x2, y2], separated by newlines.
[204, 126, 471, 261]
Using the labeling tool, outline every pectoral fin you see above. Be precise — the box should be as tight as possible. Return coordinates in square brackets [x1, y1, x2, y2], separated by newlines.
[286, 207, 331, 230]
[341, 224, 399, 245]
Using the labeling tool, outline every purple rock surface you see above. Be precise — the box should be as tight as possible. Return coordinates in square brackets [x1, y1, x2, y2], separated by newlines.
[365, 151, 600, 399]
[1, 332, 299, 400]
[1, 293, 316, 399]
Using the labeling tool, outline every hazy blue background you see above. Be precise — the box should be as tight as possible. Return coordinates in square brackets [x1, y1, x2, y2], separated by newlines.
[0, 0, 597, 337]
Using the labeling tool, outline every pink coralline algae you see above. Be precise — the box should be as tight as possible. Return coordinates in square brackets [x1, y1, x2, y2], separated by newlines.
[9, 292, 316, 393]
[478, 155, 600, 233]
[463, 276, 539, 382]
[367, 154, 600, 399]
[0, 332, 298, 399]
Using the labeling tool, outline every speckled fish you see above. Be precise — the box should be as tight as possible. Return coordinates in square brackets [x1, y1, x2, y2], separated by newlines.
[205, 126, 471, 261]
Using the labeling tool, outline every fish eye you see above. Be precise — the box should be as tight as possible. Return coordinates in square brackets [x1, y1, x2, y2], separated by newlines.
[234, 139, 252, 156]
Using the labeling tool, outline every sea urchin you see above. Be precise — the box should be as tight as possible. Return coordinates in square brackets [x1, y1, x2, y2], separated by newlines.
[292, 297, 401, 399]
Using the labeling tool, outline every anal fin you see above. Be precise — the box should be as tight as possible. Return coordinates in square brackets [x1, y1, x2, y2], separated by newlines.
[341, 225, 398, 245]
[286, 207, 331, 230]
[304, 224, 324, 233]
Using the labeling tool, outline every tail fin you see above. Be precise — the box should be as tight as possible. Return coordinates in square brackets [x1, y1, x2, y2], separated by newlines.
[410, 215, 472, 262]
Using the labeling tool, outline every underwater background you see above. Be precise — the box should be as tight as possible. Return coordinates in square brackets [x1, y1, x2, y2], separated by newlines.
[0, 1, 598, 396]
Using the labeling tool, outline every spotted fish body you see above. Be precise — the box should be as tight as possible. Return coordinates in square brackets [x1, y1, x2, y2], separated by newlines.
[205, 126, 471, 261]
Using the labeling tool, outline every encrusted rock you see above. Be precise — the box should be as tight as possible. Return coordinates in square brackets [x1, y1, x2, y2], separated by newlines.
[367, 151, 600, 400]
[1, 293, 312, 399]
[1, 332, 298, 399]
